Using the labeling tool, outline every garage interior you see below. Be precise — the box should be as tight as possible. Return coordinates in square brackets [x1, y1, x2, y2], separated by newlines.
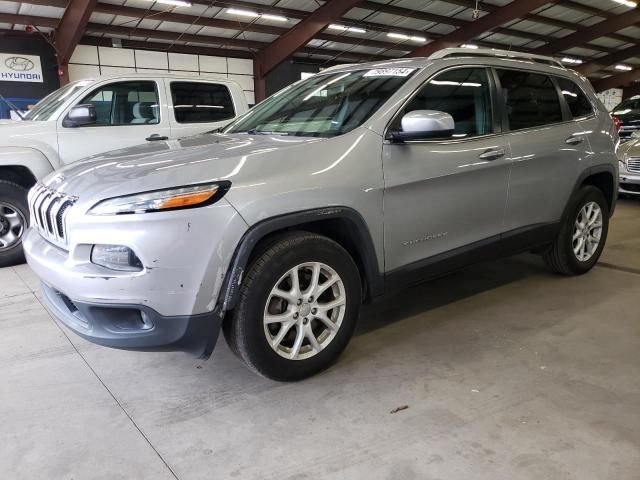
[1, 0, 640, 479]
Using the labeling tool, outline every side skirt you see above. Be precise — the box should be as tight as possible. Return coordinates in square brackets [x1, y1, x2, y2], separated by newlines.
[384, 222, 560, 293]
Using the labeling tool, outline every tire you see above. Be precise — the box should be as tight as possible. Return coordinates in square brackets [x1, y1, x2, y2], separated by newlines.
[0, 180, 29, 268]
[223, 231, 362, 381]
[543, 185, 609, 276]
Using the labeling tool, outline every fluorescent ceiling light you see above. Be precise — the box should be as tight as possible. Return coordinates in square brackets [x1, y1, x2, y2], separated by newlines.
[226, 8, 259, 17]
[226, 8, 288, 22]
[328, 24, 366, 33]
[387, 32, 409, 40]
[561, 57, 583, 65]
[387, 33, 425, 42]
[461, 44, 478, 49]
[612, 0, 637, 7]
[149, 0, 192, 6]
[261, 14, 288, 22]
[615, 64, 633, 71]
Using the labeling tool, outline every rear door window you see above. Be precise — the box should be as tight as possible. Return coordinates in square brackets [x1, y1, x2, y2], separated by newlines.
[170, 82, 235, 123]
[497, 70, 563, 131]
[555, 77, 593, 119]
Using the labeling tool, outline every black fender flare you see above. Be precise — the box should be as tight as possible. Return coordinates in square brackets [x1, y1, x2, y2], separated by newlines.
[217, 207, 384, 312]
[562, 163, 617, 221]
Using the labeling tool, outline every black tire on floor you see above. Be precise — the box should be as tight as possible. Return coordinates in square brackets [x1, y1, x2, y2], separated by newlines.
[0, 180, 29, 268]
[543, 185, 609, 276]
[223, 231, 362, 381]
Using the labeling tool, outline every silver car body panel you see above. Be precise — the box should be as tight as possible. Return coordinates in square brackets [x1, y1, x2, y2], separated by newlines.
[22, 54, 618, 355]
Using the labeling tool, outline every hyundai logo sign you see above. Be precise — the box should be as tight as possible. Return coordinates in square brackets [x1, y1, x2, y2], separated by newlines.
[0, 53, 43, 82]
[5, 56, 35, 71]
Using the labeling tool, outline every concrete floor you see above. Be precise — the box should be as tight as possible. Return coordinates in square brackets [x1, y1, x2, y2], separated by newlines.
[2, 199, 639, 480]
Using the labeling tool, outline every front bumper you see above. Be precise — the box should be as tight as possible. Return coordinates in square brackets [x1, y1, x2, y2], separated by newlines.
[23, 199, 248, 356]
[619, 171, 640, 195]
[41, 282, 222, 357]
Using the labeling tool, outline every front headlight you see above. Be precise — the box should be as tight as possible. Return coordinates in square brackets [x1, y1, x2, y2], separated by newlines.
[88, 182, 230, 215]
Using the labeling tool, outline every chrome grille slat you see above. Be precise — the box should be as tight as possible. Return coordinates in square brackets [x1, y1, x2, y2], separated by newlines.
[27, 184, 77, 249]
[627, 157, 640, 175]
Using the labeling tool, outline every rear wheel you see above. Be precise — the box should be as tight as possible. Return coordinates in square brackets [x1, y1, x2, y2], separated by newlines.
[223, 232, 362, 381]
[0, 180, 29, 268]
[544, 186, 609, 275]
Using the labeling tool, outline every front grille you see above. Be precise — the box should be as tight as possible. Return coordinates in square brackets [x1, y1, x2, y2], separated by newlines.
[27, 184, 77, 248]
[627, 157, 640, 175]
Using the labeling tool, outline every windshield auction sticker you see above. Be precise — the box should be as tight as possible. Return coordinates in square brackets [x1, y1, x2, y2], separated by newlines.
[364, 68, 415, 77]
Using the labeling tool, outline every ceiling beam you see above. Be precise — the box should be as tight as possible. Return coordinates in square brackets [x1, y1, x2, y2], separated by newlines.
[254, 0, 365, 77]
[407, 0, 556, 58]
[214, 0, 618, 54]
[592, 70, 640, 92]
[92, 3, 410, 52]
[0, 12, 58, 28]
[577, 44, 640, 76]
[54, 0, 97, 64]
[623, 83, 640, 99]
[2, 0, 623, 57]
[434, 0, 636, 45]
[536, 11, 640, 54]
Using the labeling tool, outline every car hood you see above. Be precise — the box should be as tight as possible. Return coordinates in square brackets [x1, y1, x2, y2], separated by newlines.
[42, 132, 327, 203]
[618, 137, 640, 158]
[0, 120, 55, 147]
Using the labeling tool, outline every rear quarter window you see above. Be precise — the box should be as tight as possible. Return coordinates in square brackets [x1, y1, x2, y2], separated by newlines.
[555, 77, 594, 119]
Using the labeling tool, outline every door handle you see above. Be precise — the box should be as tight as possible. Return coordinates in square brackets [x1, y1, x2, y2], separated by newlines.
[565, 135, 584, 145]
[146, 134, 168, 141]
[478, 148, 505, 160]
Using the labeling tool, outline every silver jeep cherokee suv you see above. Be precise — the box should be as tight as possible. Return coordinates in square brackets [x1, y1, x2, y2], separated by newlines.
[24, 49, 618, 380]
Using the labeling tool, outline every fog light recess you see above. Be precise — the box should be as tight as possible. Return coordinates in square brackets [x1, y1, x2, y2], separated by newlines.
[91, 244, 143, 272]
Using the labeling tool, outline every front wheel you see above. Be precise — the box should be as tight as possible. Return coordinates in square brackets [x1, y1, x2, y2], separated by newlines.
[0, 180, 29, 268]
[544, 185, 609, 275]
[223, 232, 362, 381]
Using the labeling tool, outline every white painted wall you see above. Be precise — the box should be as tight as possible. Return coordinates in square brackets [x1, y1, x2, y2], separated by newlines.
[596, 88, 623, 111]
[69, 45, 255, 105]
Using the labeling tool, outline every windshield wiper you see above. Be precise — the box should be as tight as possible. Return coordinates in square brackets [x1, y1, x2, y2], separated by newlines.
[246, 129, 289, 136]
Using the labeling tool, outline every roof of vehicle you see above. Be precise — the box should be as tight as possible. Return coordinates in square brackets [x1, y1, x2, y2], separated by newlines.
[319, 48, 572, 75]
[317, 48, 592, 87]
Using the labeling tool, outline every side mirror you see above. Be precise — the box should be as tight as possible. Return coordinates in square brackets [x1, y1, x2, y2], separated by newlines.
[389, 110, 455, 142]
[63, 104, 97, 128]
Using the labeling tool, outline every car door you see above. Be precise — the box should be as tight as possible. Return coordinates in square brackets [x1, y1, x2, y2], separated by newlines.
[56, 79, 170, 164]
[497, 69, 592, 231]
[166, 80, 239, 138]
[382, 67, 510, 274]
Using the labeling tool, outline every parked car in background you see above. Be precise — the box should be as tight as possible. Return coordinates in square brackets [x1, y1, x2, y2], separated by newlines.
[617, 132, 640, 196]
[612, 95, 640, 142]
[0, 73, 249, 266]
[24, 49, 618, 380]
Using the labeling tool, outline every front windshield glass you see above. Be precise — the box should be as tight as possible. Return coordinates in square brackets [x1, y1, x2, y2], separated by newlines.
[24, 80, 94, 121]
[224, 67, 417, 137]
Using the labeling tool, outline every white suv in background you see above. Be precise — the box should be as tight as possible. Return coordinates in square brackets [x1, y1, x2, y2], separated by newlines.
[0, 74, 248, 265]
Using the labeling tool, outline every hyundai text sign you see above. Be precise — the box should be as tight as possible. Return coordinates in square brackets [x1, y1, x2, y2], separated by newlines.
[0, 53, 43, 83]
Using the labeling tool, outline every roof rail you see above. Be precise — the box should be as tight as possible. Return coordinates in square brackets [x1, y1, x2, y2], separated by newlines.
[429, 48, 565, 68]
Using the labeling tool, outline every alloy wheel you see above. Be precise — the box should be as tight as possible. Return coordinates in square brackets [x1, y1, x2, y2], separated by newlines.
[572, 201, 603, 262]
[0, 202, 26, 251]
[263, 262, 346, 360]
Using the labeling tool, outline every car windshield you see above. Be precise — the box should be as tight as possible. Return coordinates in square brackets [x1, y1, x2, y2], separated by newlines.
[613, 97, 640, 114]
[23, 80, 94, 121]
[224, 67, 417, 137]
